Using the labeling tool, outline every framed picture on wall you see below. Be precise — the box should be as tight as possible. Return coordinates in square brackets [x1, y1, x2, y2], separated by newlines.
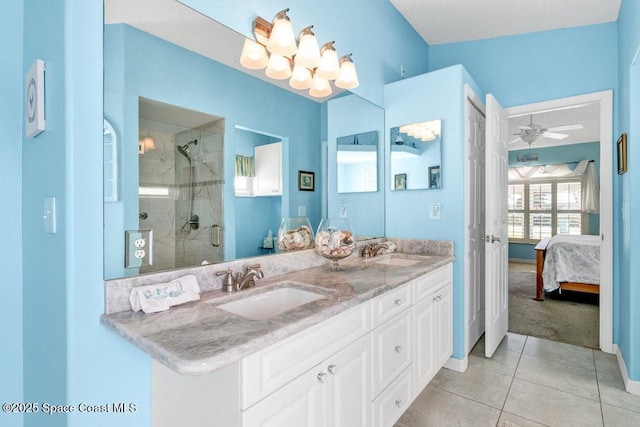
[394, 173, 407, 190]
[298, 170, 315, 191]
[428, 166, 441, 189]
[617, 133, 627, 174]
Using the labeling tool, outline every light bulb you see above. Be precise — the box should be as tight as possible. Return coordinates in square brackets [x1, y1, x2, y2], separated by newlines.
[240, 38, 268, 70]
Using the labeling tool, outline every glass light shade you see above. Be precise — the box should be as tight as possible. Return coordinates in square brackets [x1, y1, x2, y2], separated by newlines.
[240, 38, 268, 69]
[335, 60, 359, 89]
[142, 136, 155, 151]
[316, 47, 340, 80]
[265, 54, 292, 80]
[267, 17, 297, 57]
[289, 65, 313, 90]
[309, 74, 332, 98]
[295, 32, 321, 69]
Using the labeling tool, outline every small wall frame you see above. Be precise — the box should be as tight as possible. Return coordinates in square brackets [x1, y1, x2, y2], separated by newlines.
[298, 170, 315, 191]
[617, 133, 627, 174]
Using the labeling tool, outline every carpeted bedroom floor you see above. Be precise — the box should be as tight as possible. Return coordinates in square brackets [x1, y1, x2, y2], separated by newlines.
[508, 261, 600, 349]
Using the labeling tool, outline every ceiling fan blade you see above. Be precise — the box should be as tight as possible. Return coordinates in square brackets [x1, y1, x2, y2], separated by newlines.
[543, 132, 569, 140]
[546, 123, 583, 132]
[508, 137, 523, 145]
[517, 125, 533, 130]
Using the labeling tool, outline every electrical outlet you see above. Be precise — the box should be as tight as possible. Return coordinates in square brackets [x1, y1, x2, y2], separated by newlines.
[125, 230, 153, 268]
[429, 203, 441, 220]
[339, 205, 348, 218]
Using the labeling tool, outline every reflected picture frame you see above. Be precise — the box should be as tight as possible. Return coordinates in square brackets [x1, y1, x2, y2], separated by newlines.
[428, 166, 441, 189]
[617, 133, 627, 174]
[298, 170, 315, 191]
[394, 173, 407, 190]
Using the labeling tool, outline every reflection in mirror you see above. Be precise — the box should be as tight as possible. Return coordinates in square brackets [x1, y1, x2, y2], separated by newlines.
[137, 98, 224, 274]
[234, 126, 284, 259]
[390, 119, 442, 190]
[337, 131, 378, 193]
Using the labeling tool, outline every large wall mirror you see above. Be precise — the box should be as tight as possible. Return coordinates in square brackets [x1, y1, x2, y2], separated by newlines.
[103, 0, 385, 279]
[389, 119, 442, 190]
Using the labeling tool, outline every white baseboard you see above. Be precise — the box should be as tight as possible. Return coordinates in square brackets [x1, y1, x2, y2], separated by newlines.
[508, 258, 536, 264]
[614, 344, 640, 396]
[444, 356, 468, 373]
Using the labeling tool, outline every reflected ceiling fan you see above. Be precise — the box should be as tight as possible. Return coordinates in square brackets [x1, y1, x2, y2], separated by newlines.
[509, 114, 584, 145]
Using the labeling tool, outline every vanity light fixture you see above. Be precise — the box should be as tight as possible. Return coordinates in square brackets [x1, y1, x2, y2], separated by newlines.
[239, 8, 359, 98]
[139, 134, 155, 153]
[399, 120, 441, 142]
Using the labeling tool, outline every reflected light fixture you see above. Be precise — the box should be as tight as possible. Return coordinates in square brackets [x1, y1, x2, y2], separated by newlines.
[139, 134, 155, 152]
[239, 8, 359, 98]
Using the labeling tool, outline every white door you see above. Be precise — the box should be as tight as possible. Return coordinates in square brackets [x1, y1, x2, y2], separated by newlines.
[465, 96, 486, 352]
[484, 94, 509, 358]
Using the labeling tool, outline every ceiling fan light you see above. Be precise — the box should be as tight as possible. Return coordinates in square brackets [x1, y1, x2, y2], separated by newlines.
[265, 54, 292, 79]
[309, 74, 332, 98]
[295, 26, 321, 69]
[316, 42, 340, 80]
[289, 64, 313, 89]
[240, 38, 269, 70]
[266, 9, 297, 57]
[335, 55, 359, 89]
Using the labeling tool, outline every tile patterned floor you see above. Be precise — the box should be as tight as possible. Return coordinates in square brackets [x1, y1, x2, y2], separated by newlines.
[396, 333, 640, 427]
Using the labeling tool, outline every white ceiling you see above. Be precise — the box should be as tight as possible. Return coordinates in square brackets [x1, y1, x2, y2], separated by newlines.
[390, 0, 621, 45]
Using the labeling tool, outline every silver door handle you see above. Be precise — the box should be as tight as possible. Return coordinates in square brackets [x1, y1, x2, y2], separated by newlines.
[490, 235, 501, 243]
[211, 224, 220, 247]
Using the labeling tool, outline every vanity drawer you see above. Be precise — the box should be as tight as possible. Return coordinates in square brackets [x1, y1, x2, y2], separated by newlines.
[371, 309, 412, 399]
[372, 366, 413, 427]
[414, 263, 452, 303]
[372, 283, 412, 328]
[240, 301, 371, 410]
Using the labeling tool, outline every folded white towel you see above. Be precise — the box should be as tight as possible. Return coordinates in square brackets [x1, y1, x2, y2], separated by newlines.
[129, 275, 201, 314]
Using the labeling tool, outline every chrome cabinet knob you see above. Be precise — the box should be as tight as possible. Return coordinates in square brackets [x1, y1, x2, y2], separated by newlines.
[395, 345, 402, 353]
[328, 364, 337, 375]
[395, 399, 403, 408]
[317, 372, 327, 383]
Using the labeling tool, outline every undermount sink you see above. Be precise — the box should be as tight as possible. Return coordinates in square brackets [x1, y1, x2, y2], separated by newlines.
[215, 284, 327, 320]
[371, 254, 428, 267]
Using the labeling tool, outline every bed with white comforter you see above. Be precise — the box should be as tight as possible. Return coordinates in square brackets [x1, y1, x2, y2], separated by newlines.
[542, 234, 600, 293]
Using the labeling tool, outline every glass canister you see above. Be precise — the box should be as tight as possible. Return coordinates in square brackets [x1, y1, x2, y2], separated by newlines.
[315, 218, 356, 270]
[277, 217, 315, 251]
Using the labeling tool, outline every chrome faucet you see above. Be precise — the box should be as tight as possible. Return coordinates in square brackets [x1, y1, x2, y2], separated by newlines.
[236, 264, 264, 290]
[361, 242, 390, 258]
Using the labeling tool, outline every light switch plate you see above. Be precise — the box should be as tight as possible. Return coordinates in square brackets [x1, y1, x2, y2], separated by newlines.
[125, 230, 153, 268]
[339, 205, 348, 218]
[429, 203, 441, 220]
[25, 59, 46, 138]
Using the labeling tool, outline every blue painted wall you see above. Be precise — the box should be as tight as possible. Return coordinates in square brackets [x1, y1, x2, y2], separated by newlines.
[384, 65, 484, 360]
[0, 1, 23, 426]
[508, 142, 601, 261]
[617, 0, 640, 381]
[104, 24, 321, 276]
[180, 0, 430, 107]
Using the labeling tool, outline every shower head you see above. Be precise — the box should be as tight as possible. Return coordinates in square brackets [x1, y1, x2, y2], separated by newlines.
[177, 139, 198, 160]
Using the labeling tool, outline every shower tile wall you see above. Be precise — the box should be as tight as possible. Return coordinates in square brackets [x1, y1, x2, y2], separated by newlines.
[174, 119, 224, 268]
[138, 130, 177, 273]
[138, 119, 224, 274]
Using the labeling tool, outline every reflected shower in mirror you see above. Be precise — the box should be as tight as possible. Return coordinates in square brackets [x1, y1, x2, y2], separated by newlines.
[390, 119, 442, 190]
[135, 98, 225, 275]
[337, 130, 378, 193]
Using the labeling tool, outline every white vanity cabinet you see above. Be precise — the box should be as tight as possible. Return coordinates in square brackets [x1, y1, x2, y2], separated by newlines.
[413, 264, 453, 394]
[243, 334, 372, 427]
[253, 141, 282, 196]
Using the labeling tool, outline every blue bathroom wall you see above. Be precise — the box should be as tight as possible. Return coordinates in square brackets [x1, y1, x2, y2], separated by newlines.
[0, 1, 23, 426]
[384, 65, 484, 361]
[235, 129, 282, 259]
[104, 24, 321, 276]
[508, 141, 601, 261]
[429, 23, 618, 109]
[617, 0, 640, 381]
[180, 0, 430, 107]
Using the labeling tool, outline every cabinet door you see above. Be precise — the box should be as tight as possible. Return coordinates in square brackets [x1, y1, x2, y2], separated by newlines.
[254, 142, 282, 196]
[434, 283, 453, 368]
[413, 295, 437, 394]
[327, 334, 372, 427]
[242, 363, 326, 427]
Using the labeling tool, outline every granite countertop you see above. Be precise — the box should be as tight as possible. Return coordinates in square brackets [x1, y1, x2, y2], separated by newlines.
[100, 253, 453, 376]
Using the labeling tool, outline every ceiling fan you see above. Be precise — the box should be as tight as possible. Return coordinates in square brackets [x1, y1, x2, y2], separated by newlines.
[509, 114, 584, 145]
